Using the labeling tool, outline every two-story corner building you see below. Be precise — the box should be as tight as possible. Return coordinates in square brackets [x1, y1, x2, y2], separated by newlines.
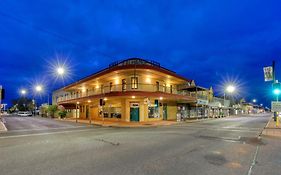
[52, 58, 197, 123]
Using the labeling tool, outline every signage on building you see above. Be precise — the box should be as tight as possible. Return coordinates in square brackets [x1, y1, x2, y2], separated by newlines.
[130, 103, 139, 108]
[197, 99, 208, 105]
[271, 101, 281, 112]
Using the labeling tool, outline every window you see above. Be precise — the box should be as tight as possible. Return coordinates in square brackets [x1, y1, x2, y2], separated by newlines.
[131, 77, 138, 89]
[163, 83, 166, 92]
[156, 81, 160, 91]
[122, 79, 126, 91]
[148, 106, 160, 118]
[170, 85, 173, 94]
[101, 85, 104, 93]
[109, 82, 113, 92]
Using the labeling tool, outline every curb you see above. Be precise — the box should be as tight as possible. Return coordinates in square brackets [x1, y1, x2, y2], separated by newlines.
[0, 119, 8, 132]
[260, 116, 281, 137]
[259, 117, 271, 137]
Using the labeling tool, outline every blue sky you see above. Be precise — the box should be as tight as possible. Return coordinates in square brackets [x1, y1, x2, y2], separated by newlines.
[0, 0, 281, 107]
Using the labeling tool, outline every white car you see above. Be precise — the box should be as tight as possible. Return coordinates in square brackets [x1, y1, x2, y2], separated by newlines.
[17, 111, 32, 117]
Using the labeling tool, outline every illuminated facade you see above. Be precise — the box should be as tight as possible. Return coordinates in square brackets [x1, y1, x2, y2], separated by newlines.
[52, 58, 197, 122]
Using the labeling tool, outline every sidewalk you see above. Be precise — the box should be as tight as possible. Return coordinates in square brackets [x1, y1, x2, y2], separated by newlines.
[0, 117, 7, 132]
[262, 117, 281, 138]
[59, 118, 178, 128]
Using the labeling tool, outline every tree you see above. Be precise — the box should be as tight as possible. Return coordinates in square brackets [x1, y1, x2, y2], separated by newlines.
[47, 105, 58, 118]
[57, 105, 67, 119]
[11, 97, 34, 111]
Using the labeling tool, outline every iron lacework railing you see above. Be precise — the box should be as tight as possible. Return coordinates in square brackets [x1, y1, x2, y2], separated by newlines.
[56, 83, 192, 103]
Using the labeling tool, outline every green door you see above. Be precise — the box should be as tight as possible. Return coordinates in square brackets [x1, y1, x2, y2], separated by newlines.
[163, 104, 167, 120]
[130, 107, 139, 122]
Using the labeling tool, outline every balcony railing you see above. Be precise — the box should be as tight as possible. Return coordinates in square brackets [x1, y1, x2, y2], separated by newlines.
[55, 83, 192, 103]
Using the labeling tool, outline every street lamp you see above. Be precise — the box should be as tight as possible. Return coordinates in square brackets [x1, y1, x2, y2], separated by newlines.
[35, 85, 43, 92]
[57, 67, 65, 76]
[21, 89, 27, 95]
[226, 85, 235, 94]
[224, 85, 236, 106]
[252, 99, 257, 103]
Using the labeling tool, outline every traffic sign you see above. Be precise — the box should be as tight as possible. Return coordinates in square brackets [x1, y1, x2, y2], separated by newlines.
[271, 101, 281, 112]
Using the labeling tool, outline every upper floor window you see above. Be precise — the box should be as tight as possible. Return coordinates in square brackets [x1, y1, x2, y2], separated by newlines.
[163, 83, 166, 92]
[101, 85, 104, 93]
[110, 82, 113, 92]
[131, 77, 138, 89]
[170, 85, 173, 94]
[156, 81, 160, 91]
[122, 79, 126, 91]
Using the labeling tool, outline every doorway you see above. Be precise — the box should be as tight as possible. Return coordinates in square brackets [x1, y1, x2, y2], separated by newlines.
[163, 103, 167, 120]
[130, 103, 139, 122]
[86, 105, 89, 119]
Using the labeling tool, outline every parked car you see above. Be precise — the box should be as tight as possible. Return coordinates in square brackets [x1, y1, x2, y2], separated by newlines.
[17, 111, 32, 117]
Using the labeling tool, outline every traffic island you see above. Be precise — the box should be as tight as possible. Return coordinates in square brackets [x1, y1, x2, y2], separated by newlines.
[0, 118, 7, 132]
[262, 117, 281, 138]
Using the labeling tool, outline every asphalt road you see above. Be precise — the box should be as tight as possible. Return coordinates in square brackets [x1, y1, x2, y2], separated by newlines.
[0, 113, 280, 175]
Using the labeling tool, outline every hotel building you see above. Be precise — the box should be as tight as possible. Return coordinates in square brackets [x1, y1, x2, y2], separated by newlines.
[52, 58, 197, 122]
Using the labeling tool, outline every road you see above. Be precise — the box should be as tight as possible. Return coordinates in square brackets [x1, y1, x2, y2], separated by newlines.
[0, 113, 280, 175]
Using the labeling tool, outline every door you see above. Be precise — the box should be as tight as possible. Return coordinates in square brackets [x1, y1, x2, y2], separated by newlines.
[130, 103, 139, 122]
[86, 105, 89, 119]
[163, 104, 167, 120]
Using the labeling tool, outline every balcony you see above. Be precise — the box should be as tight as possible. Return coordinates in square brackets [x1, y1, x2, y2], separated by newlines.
[55, 83, 192, 103]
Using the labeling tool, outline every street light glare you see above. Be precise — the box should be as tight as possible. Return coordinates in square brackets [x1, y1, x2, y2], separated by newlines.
[252, 99, 257, 103]
[57, 67, 65, 75]
[21, 89, 27, 95]
[226, 85, 235, 93]
[35, 85, 43, 92]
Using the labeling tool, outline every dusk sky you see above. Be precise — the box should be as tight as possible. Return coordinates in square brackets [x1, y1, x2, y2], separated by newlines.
[1, 0, 281, 107]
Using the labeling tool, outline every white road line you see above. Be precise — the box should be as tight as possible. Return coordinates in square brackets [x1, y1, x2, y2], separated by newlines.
[172, 126, 259, 133]
[247, 145, 260, 175]
[0, 128, 95, 139]
[6, 126, 88, 133]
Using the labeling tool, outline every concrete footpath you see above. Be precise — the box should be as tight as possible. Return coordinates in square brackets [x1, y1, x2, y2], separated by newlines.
[60, 118, 178, 127]
[0, 117, 7, 132]
[262, 117, 281, 138]
[60, 116, 232, 128]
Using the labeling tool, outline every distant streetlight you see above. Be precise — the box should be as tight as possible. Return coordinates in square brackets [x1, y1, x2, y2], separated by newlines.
[35, 85, 43, 92]
[252, 99, 257, 103]
[21, 89, 27, 95]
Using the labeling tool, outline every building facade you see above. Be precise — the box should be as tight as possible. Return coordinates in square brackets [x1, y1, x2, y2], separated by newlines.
[52, 58, 197, 122]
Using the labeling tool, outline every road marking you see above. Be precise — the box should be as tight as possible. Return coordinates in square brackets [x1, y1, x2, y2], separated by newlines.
[0, 128, 95, 139]
[5, 125, 88, 133]
[247, 145, 259, 175]
[171, 126, 259, 133]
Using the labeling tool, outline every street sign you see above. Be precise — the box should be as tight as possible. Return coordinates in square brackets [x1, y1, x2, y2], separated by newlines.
[263, 66, 273, 82]
[271, 101, 281, 112]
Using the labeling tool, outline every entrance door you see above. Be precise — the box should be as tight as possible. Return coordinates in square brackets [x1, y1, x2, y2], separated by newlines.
[163, 104, 167, 120]
[130, 103, 139, 122]
[86, 105, 89, 119]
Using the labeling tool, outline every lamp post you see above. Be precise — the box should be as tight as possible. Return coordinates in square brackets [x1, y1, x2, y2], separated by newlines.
[33, 85, 43, 116]
[224, 85, 236, 106]
[223, 85, 236, 117]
